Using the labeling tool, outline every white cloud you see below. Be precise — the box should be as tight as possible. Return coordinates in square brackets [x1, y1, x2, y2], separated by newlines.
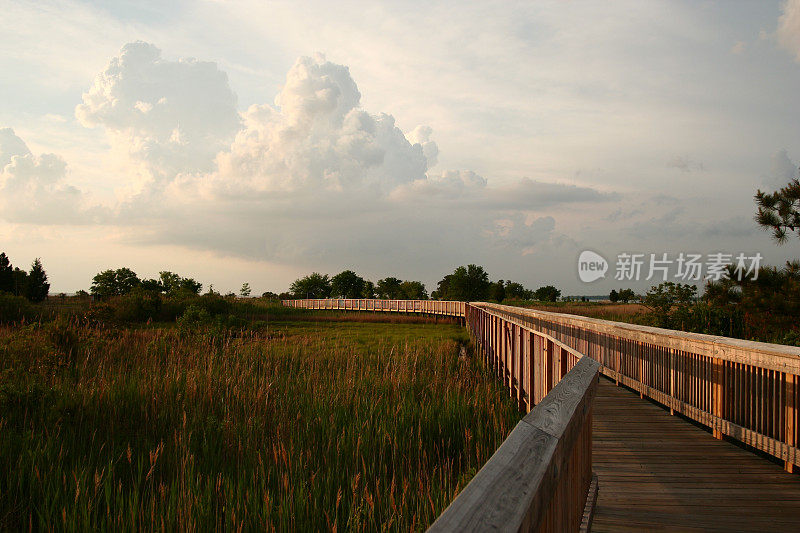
[407, 125, 439, 168]
[777, 0, 800, 61]
[207, 55, 430, 196]
[4, 40, 619, 288]
[62, 46, 613, 271]
[0, 128, 96, 224]
[0, 127, 31, 165]
[75, 41, 240, 188]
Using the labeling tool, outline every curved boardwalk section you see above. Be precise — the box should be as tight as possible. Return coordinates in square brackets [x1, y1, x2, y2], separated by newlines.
[286, 299, 800, 531]
[592, 377, 800, 532]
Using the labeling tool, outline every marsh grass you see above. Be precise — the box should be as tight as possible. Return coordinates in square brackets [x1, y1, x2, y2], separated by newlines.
[0, 314, 519, 531]
[512, 301, 649, 323]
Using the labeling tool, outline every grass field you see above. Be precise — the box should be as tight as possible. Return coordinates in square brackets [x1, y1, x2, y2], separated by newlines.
[0, 309, 520, 531]
[512, 301, 648, 322]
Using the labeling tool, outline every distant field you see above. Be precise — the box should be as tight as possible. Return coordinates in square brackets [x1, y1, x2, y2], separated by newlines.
[506, 300, 649, 322]
[0, 310, 519, 530]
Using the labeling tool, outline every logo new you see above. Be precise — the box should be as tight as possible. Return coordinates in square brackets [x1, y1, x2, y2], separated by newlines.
[578, 250, 608, 283]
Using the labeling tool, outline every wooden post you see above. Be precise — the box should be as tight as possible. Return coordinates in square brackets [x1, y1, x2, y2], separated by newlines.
[787, 374, 796, 473]
[520, 326, 528, 411]
[670, 349, 675, 416]
[518, 325, 525, 411]
[712, 358, 724, 440]
[638, 341, 645, 399]
[491, 316, 500, 378]
[509, 323, 516, 398]
[546, 339, 554, 394]
[526, 332, 534, 411]
[533, 334, 542, 404]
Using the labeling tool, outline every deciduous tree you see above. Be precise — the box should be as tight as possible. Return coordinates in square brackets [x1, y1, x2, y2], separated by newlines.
[399, 280, 427, 300]
[377, 277, 403, 299]
[533, 285, 561, 302]
[436, 265, 490, 301]
[331, 270, 365, 298]
[290, 273, 331, 298]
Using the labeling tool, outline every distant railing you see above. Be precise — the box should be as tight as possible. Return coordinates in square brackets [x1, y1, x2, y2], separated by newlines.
[283, 298, 466, 317]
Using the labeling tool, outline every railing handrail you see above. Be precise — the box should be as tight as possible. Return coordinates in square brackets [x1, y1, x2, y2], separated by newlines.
[474, 302, 800, 373]
[283, 298, 466, 317]
[428, 356, 599, 532]
[470, 301, 800, 471]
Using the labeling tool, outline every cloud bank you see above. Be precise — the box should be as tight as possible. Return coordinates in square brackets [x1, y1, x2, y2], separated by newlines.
[4, 42, 616, 275]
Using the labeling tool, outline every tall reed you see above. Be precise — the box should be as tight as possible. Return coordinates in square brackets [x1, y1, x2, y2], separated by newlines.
[0, 317, 519, 530]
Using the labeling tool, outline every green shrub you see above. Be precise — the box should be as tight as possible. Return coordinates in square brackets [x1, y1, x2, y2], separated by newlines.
[194, 292, 230, 316]
[0, 293, 34, 323]
[176, 303, 211, 334]
[112, 289, 162, 322]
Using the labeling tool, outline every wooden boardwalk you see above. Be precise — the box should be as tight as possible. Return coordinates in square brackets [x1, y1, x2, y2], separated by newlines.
[286, 300, 800, 529]
[592, 377, 800, 532]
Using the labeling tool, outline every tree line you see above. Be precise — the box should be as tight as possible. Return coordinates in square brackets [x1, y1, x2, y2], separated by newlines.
[288, 271, 429, 300]
[287, 265, 563, 303]
[0, 252, 50, 302]
[90, 268, 203, 298]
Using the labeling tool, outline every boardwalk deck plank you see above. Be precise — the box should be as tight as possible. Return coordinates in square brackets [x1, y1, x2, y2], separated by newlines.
[592, 377, 800, 532]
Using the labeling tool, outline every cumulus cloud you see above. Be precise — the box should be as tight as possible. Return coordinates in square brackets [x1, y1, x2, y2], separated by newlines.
[207, 55, 429, 196]
[0, 127, 31, 164]
[777, 0, 800, 61]
[110, 43, 614, 264]
[407, 125, 439, 167]
[0, 128, 97, 224]
[76, 41, 240, 187]
[0, 42, 615, 272]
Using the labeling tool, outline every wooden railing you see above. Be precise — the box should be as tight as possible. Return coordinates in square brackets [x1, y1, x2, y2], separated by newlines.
[475, 302, 800, 473]
[429, 304, 599, 532]
[283, 298, 466, 316]
[429, 356, 598, 532]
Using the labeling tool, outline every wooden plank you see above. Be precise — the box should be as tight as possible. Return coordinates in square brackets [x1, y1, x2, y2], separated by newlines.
[601, 367, 800, 467]
[592, 377, 800, 532]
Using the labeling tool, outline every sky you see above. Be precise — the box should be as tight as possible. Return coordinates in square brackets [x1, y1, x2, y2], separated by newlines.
[1, 0, 800, 296]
